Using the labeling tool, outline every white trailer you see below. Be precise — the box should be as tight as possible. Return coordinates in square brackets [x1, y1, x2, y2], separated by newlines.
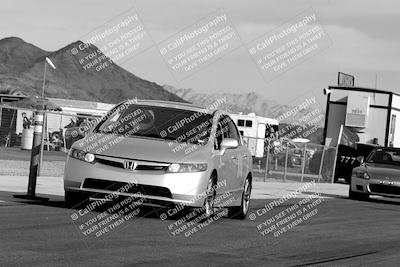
[229, 113, 279, 158]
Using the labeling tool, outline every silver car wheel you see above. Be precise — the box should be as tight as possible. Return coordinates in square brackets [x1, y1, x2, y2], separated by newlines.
[242, 178, 251, 215]
[204, 178, 215, 217]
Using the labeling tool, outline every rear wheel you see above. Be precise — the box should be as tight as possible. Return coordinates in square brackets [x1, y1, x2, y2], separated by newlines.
[228, 176, 252, 219]
[65, 190, 89, 208]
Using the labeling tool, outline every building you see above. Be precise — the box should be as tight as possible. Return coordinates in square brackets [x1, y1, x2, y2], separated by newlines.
[229, 113, 279, 157]
[323, 86, 400, 147]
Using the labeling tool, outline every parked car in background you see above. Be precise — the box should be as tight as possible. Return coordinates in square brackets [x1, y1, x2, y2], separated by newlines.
[276, 139, 312, 168]
[64, 100, 253, 219]
[309, 143, 378, 183]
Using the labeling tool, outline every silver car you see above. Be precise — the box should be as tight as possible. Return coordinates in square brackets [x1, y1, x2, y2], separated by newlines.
[64, 100, 253, 219]
[350, 147, 400, 200]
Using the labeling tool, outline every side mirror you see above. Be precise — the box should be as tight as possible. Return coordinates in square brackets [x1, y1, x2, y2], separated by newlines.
[220, 138, 239, 155]
[357, 156, 364, 164]
[78, 127, 87, 136]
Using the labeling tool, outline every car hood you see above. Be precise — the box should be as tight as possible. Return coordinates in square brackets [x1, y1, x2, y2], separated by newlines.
[363, 163, 400, 181]
[74, 133, 210, 163]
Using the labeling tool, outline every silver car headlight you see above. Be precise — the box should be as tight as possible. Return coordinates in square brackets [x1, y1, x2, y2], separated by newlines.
[69, 148, 96, 163]
[167, 163, 208, 173]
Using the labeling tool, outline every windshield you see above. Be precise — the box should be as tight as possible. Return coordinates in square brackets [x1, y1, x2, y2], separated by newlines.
[94, 103, 213, 145]
[366, 148, 400, 166]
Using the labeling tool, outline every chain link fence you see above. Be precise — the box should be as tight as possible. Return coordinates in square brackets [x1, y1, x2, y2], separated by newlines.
[245, 136, 338, 183]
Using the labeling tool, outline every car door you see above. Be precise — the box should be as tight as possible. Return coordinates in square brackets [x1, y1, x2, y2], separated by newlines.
[226, 116, 250, 188]
[214, 115, 241, 196]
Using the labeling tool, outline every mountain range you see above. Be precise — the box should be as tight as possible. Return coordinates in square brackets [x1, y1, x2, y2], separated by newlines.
[163, 85, 317, 120]
[0, 37, 185, 103]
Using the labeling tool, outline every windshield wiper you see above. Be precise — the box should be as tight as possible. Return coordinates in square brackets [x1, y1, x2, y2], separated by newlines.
[97, 129, 117, 134]
[186, 139, 205, 145]
[130, 133, 164, 139]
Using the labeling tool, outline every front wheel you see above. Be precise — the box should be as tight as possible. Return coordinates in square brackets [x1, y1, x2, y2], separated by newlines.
[348, 187, 369, 201]
[228, 176, 252, 219]
[65, 190, 89, 208]
[204, 176, 216, 217]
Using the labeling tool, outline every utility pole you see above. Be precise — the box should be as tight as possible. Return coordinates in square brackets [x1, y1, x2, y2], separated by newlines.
[38, 58, 56, 176]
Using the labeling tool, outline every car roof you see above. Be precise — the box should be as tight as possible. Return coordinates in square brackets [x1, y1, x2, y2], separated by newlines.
[121, 99, 216, 114]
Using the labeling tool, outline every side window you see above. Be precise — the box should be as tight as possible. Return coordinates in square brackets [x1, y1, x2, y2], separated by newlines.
[226, 117, 240, 143]
[215, 116, 241, 150]
[237, 119, 245, 127]
[215, 122, 223, 150]
[220, 116, 230, 139]
[215, 116, 230, 150]
[245, 120, 253, 127]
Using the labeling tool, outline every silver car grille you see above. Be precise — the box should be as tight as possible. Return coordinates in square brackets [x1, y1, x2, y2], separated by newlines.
[95, 155, 169, 171]
[369, 184, 400, 195]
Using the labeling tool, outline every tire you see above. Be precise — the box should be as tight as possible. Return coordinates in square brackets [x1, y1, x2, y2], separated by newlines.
[204, 175, 217, 217]
[228, 176, 252, 220]
[65, 190, 89, 208]
[348, 187, 369, 201]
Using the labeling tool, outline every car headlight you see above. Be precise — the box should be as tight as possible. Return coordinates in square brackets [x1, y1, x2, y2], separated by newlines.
[69, 148, 96, 163]
[354, 170, 370, 180]
[167, 163, 208, 173]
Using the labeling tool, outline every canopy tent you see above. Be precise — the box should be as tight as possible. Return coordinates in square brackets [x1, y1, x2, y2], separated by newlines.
[6, 96, 62, 111]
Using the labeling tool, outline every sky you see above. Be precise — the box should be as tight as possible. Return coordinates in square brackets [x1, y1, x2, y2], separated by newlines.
[1, 0, 400, 108]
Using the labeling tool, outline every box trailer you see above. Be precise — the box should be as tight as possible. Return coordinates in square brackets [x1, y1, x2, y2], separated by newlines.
[229, 113, 279, 158]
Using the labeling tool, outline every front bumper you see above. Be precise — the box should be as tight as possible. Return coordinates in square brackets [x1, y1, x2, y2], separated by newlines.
[64, 157, 211, 207]
[351, 177, 400, 198]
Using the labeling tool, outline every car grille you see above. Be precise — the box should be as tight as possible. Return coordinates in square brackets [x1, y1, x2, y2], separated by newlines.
[82, 178, 172, 198]
[96, 158, 168, 171]
[369, 184, 400, 196]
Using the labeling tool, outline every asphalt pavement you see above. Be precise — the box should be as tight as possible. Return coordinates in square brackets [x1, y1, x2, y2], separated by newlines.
[1, 179, 400, 266]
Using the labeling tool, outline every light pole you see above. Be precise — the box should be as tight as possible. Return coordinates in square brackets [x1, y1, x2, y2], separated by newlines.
[14, 57, 56, 201]
[38, 57, 56, 176]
